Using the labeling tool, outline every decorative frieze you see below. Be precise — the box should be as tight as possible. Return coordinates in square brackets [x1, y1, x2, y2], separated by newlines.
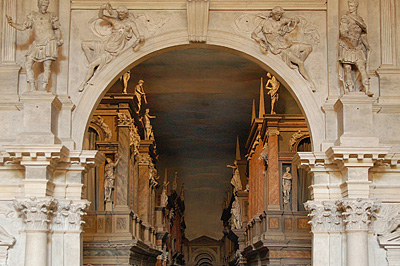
[117, 112, 132, 127]
[14, 197, 57, 231]
[305, 201, 342, 232]
[336, 198, 379, 231]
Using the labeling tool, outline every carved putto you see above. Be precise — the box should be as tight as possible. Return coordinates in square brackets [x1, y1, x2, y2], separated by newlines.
[80, 3, 145, 92]
[6, 0, 63, 91]
[339, 0, 372, 96]
[249, 6, 319, 92]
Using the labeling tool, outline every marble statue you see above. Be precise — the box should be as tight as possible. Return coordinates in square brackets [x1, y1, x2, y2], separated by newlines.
[104, 155, 120, 202]
[231, 195, 242, 229]
[135, 80, 148, 112]
[282, 167, 292, 204]
[80, 3, 145, 92]
[143, 108, 156, 140]
[161, 180, 169, 208]
[265, 72, 280, 114]
[6, 0, 63, 91]
[149, 164, 159, 188]
[339, 0, 372, 95]
[251, 6, 316, 92]
[227, 162, 242, 193]
[120, 70, 131, 94]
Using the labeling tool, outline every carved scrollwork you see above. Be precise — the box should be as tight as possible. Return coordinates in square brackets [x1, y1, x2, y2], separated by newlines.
[305, 201, 342, 232]
[14, 197, 57, 231]
[336, 198, 379, 231]
[289, 130, 309, 152]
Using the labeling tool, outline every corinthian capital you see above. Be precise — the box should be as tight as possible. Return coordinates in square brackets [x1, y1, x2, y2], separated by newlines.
[305, 201, 342, 232]
[336, 198, 379, 231]
[52, 200, 89, 231]
[14, 197, 57, 231]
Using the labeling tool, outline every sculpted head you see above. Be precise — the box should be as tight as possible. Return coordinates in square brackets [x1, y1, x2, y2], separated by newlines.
[348, 0, 359, 13]
[38, 0, 49, 13]
[116, 6, 129, 20]
[270, 6, 284, 21]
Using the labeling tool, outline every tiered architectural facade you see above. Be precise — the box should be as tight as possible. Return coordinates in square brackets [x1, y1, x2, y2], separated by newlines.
[0, 0, 399, 265]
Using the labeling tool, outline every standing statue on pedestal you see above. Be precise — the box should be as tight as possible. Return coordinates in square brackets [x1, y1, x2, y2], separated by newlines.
[339, 0, 372, 96]
[104, 155, 120, 202]
[251, 6, 316, 92]
[120, 70, 131, 94]
[265, 72, 280, 114]
[282, 167, 292, 205]
[143, 108, 156, 140]
[231, 195, 242, 229]
[6, 0, 63, 91]
[80, 3, 144, 92]
[135, 80, 148, 112]
[227, 162, 242, 193]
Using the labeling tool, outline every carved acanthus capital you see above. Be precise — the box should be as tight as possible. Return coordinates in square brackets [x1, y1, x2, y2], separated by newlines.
[14, 197, 57, 231]
[138, 154, 152, 166]
[117, 112, 132, 127]
[336, 198, 379, 231]
[305, 201, 342, 232]
[52, 201, 89, 232]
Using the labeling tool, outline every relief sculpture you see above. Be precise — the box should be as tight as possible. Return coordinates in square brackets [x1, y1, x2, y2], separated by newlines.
[248, 6, 319, 92]
[80, 3, 144, 92]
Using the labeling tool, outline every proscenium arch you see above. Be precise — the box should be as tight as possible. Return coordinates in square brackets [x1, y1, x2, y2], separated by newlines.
[72, 29, 324, 151]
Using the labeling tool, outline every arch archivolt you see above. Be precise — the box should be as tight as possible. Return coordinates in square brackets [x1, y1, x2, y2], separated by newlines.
[72, 28, 324, 151]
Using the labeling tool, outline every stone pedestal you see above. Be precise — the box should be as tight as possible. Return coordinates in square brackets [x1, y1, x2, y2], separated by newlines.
[334, 93, 378, 147]
[16, 92, 61, 145]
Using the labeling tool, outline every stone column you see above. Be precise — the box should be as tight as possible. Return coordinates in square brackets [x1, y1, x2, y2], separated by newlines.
[305, 201, 343, 266]
[337, 199, 379, 266]
[266, 128, 280, 210]
[115, 112, 131, 211]
[14, 197, 57, 266]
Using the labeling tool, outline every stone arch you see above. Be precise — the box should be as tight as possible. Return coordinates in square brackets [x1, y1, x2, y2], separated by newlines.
[72, 29, 324, 151]
[192, 248, 217, 264]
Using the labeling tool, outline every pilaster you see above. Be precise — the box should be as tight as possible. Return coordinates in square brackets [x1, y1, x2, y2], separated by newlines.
[187, 0, 209, 42]
[266, 128, 280, 211]
[115, 112, 132, 211]
[138, 141, 155, 224]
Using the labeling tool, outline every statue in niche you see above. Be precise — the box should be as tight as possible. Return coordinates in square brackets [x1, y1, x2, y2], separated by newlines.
[143, 108, 156, 140]
[104, 155, 120, 202]
[6, 0, 63, 91]
[120, 70, 131, 94]
[282, 167, 292, 205]
[149, 164, 159, 188]
[79, 3, 145, 92]
[231, 195, 242, 229]
[135, 80, 148, 112]
[251, 6, 317, 92]
[339, 0, 372, 96]
[265, 72, 280, 114]
[227, 161, 242, 193]
[161, 180, 169, 208]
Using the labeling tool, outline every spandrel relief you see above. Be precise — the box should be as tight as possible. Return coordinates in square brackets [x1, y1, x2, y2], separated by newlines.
[79, 3, 170, 92]
[237, 7, 320, 92]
